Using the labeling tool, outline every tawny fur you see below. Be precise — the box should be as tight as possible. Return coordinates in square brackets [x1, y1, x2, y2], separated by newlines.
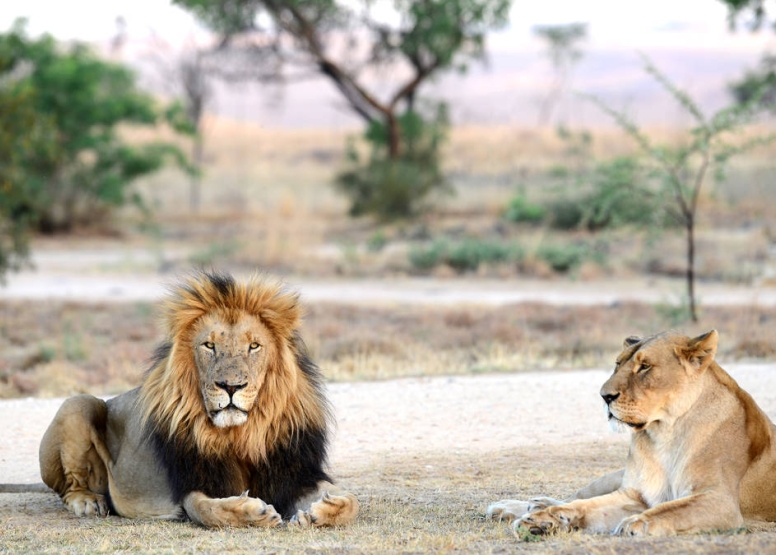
[139, 274, 328, 463]
[38, 272, 358, 528]
[489, 330, 776, 537]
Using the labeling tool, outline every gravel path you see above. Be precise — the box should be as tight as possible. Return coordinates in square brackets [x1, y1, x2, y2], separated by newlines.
[3, 364, 776, 485]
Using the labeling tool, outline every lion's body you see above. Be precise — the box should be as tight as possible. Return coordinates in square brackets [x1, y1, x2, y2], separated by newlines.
[489, 330, 776, 537]
[39, 272, 358, 528]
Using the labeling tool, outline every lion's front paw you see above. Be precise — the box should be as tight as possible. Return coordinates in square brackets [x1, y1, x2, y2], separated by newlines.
[514, 506, 574, 537]
[290, 491, 359, 528]
[487, 500, 531, 522]
[186, 491, 282, 528]
[63, 491, 108, 517]
[225, 493, 283, 528]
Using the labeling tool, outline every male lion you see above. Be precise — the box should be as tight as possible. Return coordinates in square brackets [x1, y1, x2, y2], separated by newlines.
[39, 272, 358, 528]
[488, 330, 776, 537]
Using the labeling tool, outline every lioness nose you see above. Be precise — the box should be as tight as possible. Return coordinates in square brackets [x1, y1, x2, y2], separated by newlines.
[216, 382, 247, 397]
[601, 392, 620, 405]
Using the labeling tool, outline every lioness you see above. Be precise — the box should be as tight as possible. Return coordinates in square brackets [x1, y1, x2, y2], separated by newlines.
[39, 272, 358, 528]
[489, 330, 776, 536]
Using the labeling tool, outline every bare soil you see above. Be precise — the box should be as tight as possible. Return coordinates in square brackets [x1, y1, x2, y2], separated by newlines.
[2, 366, 776, 553]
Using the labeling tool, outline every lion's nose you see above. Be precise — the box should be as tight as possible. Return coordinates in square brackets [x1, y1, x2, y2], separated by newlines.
[216, 381, 247, 397]
[601, 392, 620, 405]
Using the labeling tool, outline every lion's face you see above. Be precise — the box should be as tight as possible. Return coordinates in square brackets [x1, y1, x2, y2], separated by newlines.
[192, 312, 275, 428]
[600, 330, 718, 432]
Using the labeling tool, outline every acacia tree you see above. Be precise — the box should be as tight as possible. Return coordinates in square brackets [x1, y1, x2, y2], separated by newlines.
[173, 0, 510, 217]
[533, 22, 587, 126]
[589, 58, 774, 322]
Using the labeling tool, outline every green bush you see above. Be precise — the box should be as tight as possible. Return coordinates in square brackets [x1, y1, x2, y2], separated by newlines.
[0, 20, 190, 240]
[546, 198, 585, 230]
[366, 230, 389, 252]
[536, 243, 586, 273]
[546, 156, 666, 231]
[504, 193, 546, 225]
[408, 240, 447, 271]
[409, 239, 522, 273]
[336, 103, 450, 220]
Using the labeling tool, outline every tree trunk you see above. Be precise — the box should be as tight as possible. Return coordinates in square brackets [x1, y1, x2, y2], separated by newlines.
[386, 112, 400, 159]
[190, 132, 203, 213]
[686, 217, 697, 322]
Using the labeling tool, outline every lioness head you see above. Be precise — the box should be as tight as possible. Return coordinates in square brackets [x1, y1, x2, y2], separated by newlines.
[192, 312, 276, 428]
[600, 330, 718, 432]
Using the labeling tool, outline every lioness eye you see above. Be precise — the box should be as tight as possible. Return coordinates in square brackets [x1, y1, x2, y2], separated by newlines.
[638, 363, 651, 373]
[202, 341, 215, 351]
[249, 342, 261, 352]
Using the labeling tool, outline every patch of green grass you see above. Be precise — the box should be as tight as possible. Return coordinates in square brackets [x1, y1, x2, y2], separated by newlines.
[409, 239, 522, 274]
[504, 193, 546, 225]
[535, 243, 587, 273]
[366, 230, 389, 252]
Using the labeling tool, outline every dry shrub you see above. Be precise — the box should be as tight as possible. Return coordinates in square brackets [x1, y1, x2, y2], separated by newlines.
[1, 299, 774, 397]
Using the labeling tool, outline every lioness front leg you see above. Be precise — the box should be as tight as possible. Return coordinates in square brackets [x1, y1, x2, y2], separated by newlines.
[183, 491, 282, 528]
[290, 481, 359, 527]
[613, 492, 743, 537]
[516, 490, 646, 536]
[39, 395, 112, 517]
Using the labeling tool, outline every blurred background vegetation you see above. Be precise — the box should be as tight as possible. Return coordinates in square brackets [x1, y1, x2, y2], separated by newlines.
[1, 0, 775, 396]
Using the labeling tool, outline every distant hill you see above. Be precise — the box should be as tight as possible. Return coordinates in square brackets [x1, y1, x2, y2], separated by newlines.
[127, 42, 767, 129]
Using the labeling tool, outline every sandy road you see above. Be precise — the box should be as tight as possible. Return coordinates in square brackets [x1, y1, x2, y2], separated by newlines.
[3, 364, 776, 485]
[2, 271, 776, 306]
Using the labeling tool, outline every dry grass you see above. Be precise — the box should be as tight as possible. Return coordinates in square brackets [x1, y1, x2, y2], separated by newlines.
[1, 298, 774, 398]
[3, 442, 776, 553]
[106, 117, 776, 285]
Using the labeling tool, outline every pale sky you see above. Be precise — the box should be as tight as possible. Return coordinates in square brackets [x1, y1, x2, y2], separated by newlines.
[1, 0, 773, 52]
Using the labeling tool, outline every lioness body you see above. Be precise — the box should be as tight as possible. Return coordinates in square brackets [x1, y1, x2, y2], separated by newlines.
[489, 330, 776, 536]
[39, 272, 358, 528]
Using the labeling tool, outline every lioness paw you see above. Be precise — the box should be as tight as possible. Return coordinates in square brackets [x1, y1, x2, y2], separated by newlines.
[515, 506, 573, 537]
[63, 491, 108, 517]
[527, 496, 564, 511]
[614, 514, 651, 537]
[290, 491, 359, 528]
[487, 500, 531, 522]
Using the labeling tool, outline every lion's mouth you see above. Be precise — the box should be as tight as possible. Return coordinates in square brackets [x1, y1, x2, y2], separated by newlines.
[608, 411, 647, 431]
[210, 403, 248, 417]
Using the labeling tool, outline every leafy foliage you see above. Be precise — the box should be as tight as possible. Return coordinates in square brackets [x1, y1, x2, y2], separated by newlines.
[729, 53, 776, 111]
[0, 20, 189, 240]
[336, 104, 450, 219]
[503, 192, 546, 225]
[174, 0, 511, 218]
[587, 55, 775, 321]
[408, 237, 522, 274]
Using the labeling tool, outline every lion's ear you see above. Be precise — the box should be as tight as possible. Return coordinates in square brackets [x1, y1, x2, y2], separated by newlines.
[622, 336, 642, 349]
[678, 329, 718, 373]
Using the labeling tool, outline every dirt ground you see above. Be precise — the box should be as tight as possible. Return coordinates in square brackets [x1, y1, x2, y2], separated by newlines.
[1, 235, 775, 551]
[3, 366, 776, 552]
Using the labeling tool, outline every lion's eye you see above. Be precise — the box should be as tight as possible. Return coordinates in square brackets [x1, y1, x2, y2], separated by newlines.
[638, 363, 652, 373]
[202, 341, 215, 351]
[249, 342, 261, 352]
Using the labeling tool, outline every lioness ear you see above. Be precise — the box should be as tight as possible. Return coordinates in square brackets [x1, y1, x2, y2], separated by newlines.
[677, 330, 718, 372]
[622, 336, 642, 349]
